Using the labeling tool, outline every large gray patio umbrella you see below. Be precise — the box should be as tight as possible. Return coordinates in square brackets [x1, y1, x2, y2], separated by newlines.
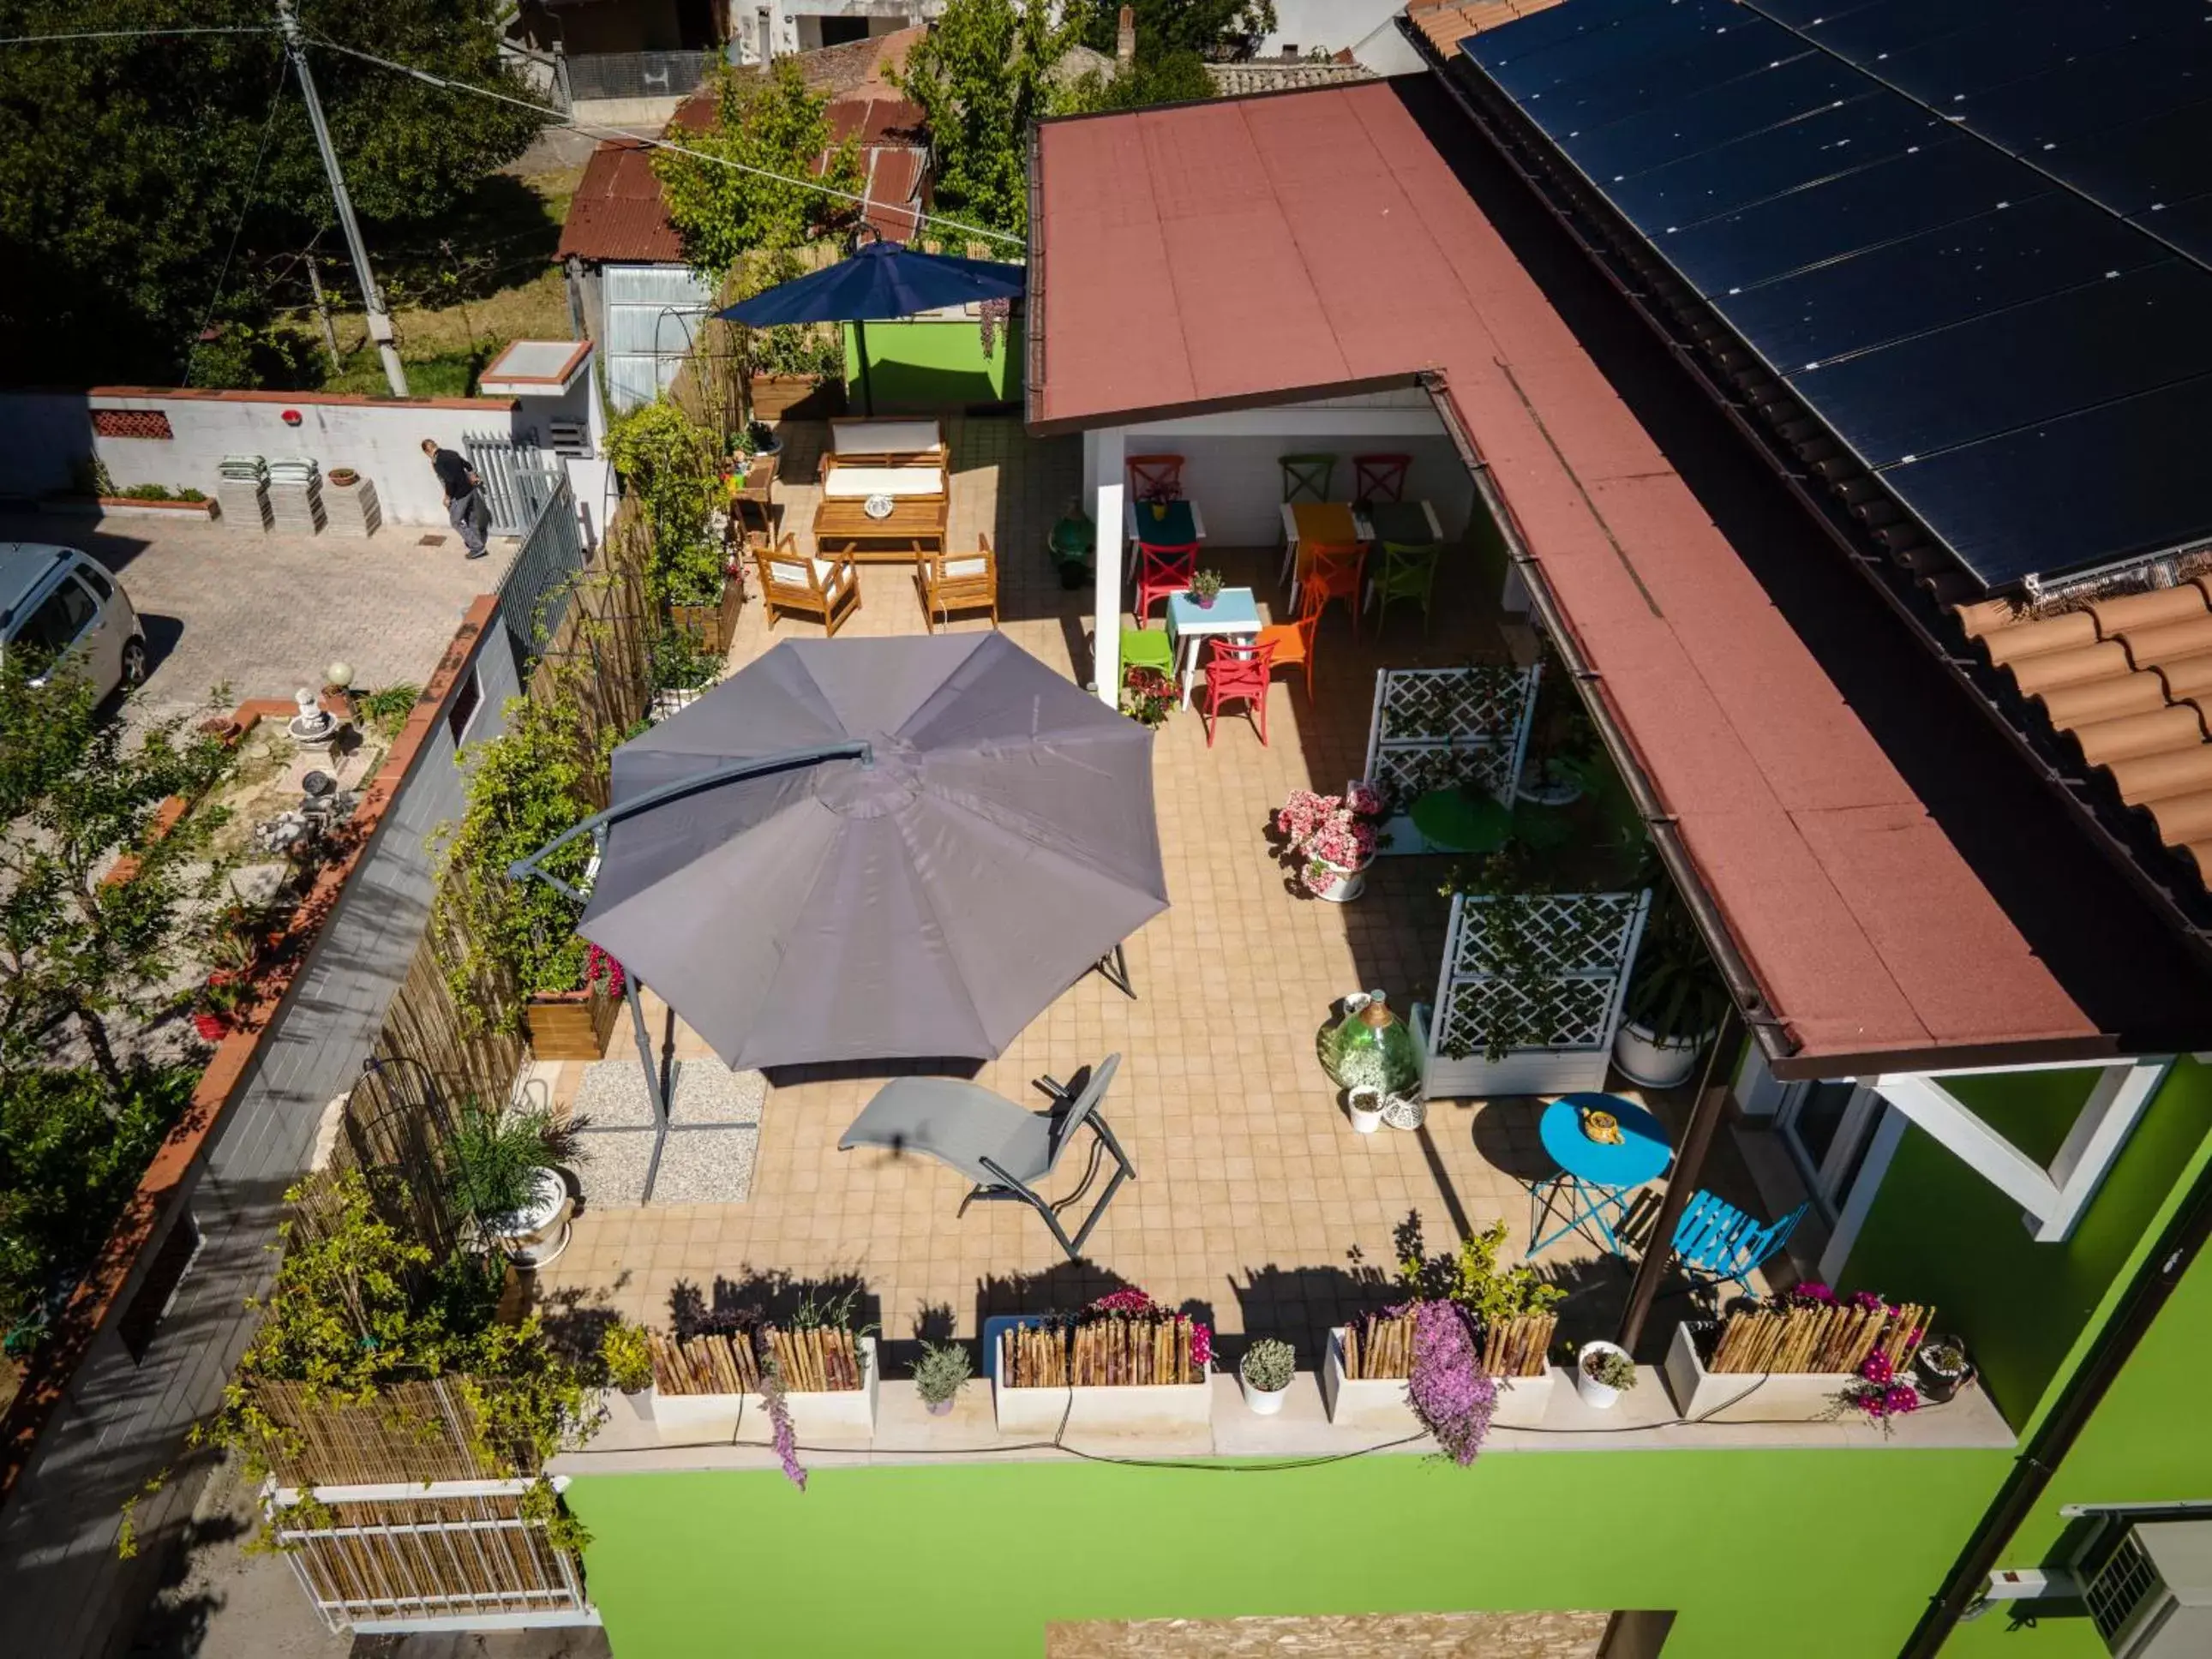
[553, 633, 1166, 1071]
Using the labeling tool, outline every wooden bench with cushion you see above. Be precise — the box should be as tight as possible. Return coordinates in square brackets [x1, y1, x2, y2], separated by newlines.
[813, 418, 950, 561]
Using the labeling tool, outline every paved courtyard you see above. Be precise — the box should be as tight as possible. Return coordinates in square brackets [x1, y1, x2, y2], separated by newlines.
[0, 510, 497, 727]
[528, 416, 1768, 1367]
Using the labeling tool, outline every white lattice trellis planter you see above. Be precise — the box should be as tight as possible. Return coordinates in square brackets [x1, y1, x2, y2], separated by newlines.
[1363, 663, 1543, 853]
[1413, 889, 1651, 1097]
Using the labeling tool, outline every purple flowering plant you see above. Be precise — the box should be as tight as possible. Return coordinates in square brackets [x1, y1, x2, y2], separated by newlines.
[758, 1343, 806, 1492]
[1405, 1300, 1498, 1466]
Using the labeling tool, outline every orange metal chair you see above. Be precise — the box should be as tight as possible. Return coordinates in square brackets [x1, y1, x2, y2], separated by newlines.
[1133, 540, 1199, 628]
[1127, 454, 1186, 501]
[1258, 581, 1328, 703]
[1352, 453, 1412, 504]
[1201, 637, 1277, 746]
[1301, 542, 1367, 638]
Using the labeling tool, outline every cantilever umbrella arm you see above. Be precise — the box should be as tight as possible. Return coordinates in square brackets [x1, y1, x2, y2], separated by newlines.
[502, 740, 871, 1201]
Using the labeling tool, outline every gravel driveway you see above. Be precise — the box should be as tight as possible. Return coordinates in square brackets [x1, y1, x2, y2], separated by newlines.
[0, 511, 503, 728]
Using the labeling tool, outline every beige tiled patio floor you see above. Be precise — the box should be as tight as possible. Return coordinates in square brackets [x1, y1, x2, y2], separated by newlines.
[529, 416, 1765, 1364]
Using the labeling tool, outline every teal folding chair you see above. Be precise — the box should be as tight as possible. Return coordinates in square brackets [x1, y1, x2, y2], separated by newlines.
[1278, 453, 1337, 503]
[1671, 1190, 1808, 1298]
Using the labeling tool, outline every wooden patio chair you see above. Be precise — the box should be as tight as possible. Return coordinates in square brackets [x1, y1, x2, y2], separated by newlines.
[914, 535, 998, 631]
[753, 534, 860, 637]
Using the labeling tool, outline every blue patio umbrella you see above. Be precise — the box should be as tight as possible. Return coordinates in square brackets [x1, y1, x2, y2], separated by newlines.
[716, 240, 1026, 413]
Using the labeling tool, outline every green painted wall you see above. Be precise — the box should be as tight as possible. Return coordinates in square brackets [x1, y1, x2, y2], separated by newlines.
[840, 318, 1020, 412]
[1936, 1223, 2212, 1657]
[570, 1446, 2011, 1658]
[1843, 1057, 2212, 1433]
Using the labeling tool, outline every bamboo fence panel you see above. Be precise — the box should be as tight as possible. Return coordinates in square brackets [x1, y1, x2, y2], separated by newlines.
[1707, 1302, 1932, 1375]
[645, 1326, 866, 1394]
[254, 1378, 500, 1488]
[1345, 1312, 1416, 1381]
[275, 1491, 583, 1623]
[1000, 1317, 1199, 1388]
[1479, 1312, 1556, 1379]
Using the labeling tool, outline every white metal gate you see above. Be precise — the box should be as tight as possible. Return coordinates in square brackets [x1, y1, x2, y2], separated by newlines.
[1418, 888, 1651, 1098]
[464, 431, 554, 536]
[493, 468, 588, 659]
[273, 1481, 592, 1635]
[1364, 662, 1542, 847]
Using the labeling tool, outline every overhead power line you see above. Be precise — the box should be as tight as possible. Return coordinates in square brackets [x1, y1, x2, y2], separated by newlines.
[0, 26, 273, 45]
[304, 33, 1028, 249]
[191, 51, 293, 362]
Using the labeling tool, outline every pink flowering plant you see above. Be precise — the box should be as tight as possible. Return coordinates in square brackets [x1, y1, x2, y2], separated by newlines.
[583, 943, 626, 1001]
[1834, 1347, 1922, 1434]
[1083, 1288, 1212, 1373]
[1405, 1300, 1497, 1465]
[1275, 782, 1388, 895]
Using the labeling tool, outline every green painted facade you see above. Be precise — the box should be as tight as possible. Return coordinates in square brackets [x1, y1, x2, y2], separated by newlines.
[567, 1061, 2212, 1655]
[840, 318, 1021, 412]
[568, 1447, 2011, 1658]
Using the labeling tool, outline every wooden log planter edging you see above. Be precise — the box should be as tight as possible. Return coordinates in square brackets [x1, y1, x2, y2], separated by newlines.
[986, 1314, 1214, 1434]
[1323, 1310, 1563, 1430]
[668, 579, 744, 657]
[637, 1326, 878, 1438]
[520, 985, 620, 1061]
[1663, 1301, 1933, 1421]
[41, 494, 220, 520]
[0, 597, 501, 1506]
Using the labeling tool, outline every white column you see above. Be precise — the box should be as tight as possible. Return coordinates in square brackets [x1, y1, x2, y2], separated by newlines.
[1092, 426, 1125, 705]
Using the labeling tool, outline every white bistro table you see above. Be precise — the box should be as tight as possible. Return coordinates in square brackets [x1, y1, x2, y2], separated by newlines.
[1164, 585, 1262, 710]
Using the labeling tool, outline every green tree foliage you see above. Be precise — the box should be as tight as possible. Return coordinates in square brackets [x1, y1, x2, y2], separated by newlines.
[1082, 0, 1276, 60]
[604, 395, 726, 607]
[653, 58, 864, 273]
[1058, 45, 1216, 112]
[890, 0, 1094, 238]
[0, 0, 542, 382]
[1, 1065, 197, 1351]
[0, 656, 231, 1084]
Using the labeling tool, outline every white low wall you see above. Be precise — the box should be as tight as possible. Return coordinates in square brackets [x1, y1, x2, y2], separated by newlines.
[0, 388, 528, 526]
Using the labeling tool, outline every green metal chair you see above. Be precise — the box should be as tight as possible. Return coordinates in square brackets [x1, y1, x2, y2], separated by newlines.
[1279, 452, 1337, 503]
[1373, 538, 1442, 637]
[1120, 626, 1174, 678]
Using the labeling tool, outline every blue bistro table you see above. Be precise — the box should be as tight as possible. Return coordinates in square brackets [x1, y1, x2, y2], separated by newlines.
[1528, 1093, 1673, 1257]
[1164, 585, 1262, 710]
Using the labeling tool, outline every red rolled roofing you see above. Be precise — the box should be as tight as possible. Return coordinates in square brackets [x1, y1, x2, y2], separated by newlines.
[1031, 83, 2101, 1067]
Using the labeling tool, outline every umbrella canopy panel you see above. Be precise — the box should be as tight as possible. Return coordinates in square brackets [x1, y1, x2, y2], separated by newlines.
[716, 239, 1025, 326]
[580, 634, 1166, 1070]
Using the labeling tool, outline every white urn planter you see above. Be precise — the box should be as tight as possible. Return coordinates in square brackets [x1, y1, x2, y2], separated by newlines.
[1611, 1021, 1714, 1091]
[1575, 1340, 1635, 1410]
[1308, 859, 1370, 903]
[1346, 1087, 1385, 1135]
[487, 1167, 573, 1267]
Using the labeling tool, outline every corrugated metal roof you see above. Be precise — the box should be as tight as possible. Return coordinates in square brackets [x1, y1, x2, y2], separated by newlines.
[1030, 80, 2110, 1068]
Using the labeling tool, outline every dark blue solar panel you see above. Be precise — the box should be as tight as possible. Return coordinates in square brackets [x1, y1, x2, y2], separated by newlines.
[1458, 0, 2212, 585]
[1882, 375, 2212, 585]
[1710, 195, 2165, 366]
[1789, 262, 2212, 465]
[1604, 95, 1936, 228]
[1550, 53, 1866, 182]
[1655, 135, 2036, 294]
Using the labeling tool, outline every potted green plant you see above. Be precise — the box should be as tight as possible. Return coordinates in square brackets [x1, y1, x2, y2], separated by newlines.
[444, 1096, 585, 1267]
[914, 1339, 973, 1416]
[1238, 1338, 1296, 1415]
[1188, 568, 1223, 609]
[1612, 887, 1729, 1090]
[1120, 664, 1177, 728]
[602, 1321, 656, 1421]
[1576, 1340, 1637, 1410]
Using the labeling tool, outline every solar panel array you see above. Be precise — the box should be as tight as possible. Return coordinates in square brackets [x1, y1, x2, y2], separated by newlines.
[1458, 0, 2212, 588]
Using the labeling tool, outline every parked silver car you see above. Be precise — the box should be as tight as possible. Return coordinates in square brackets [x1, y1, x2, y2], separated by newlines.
[0, 543, 147, 700]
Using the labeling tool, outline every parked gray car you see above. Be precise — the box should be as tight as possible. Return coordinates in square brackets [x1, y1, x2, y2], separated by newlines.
[0, 542, 147, 700]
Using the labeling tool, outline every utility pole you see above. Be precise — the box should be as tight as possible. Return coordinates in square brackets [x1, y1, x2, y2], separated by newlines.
[275, 0, 409, 397]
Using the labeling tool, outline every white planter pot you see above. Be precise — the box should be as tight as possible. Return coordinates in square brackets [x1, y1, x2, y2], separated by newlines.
[1238, 1369, 1291, 1416]
[1319, 1327, 1562, 1430]
[1662, 1322, 1855, 1422]
[1610, 1021, 1715, 1091]
[1515, 762, 1584, 807]
[1575, 1340, 1634, 1410]
[1308, 859, 1368, 903]
[656, 1337, 879, 1440]
[488, 1167, 572, 1267]
[1346, 1087, 1384, 1134]
[620, 1387, 655, 1423]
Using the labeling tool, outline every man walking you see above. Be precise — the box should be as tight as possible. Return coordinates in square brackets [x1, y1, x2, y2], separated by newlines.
[422, 438, 490, 560]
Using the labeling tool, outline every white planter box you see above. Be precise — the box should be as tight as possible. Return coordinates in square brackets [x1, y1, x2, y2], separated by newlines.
[1321, 1327, 1560, 1428]
[654, 1337, 878, 1439]
[986, 1320, 1208, 1434]
[1663, 1322, 1854, 1421]
[1410, 1005, 1612, 1100]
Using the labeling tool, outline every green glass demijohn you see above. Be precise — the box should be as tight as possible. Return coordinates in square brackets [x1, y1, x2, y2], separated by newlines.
[1320, 991, 1423, 1095]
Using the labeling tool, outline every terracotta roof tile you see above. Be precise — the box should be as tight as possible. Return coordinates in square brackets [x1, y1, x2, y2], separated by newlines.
[1964, 581, 2212, 887]
[1406, 0, 1567, 54]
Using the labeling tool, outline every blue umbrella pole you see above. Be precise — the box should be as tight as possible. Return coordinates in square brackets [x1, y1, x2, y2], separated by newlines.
[855, 316, 875, 416]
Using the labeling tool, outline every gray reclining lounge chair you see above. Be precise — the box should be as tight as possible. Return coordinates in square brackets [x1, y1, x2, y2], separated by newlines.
[837, 1055, 1133, 1260]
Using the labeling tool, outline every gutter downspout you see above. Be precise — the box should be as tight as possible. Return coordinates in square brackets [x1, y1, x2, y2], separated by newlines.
[1023, 121, 1047, 428]
[1897, 1141, 2212, 1658]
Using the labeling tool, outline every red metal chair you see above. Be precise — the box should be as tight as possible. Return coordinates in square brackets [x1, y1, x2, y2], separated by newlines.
[1127, 454, 1186, 502]
[1133, 540, 1199, 628]
[1201, 637, 1277, 746]
[1352, 453, 1412, 504]
[1301, 542, 1367, 638]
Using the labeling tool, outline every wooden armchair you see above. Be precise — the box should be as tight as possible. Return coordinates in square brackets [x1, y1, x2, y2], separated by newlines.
[914, 536, 998, 632]
[753, 535, 860, 637]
